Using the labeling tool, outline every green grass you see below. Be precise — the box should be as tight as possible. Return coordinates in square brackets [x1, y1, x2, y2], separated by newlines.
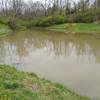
[0, 23, 12, 37]
[0, 65, 89, 100]
[0, 16, 12, 37]
[48, 23, 100, 34]
[0, 16, 27, 37]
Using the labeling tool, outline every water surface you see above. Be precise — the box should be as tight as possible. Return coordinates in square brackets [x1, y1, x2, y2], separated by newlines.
[0, 29, 100, 99]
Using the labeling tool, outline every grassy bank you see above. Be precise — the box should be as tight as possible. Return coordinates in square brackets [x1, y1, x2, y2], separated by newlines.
[0, 23, 12, 37]
[47, 23, 100, 34]
[1, 16, 100, 37]
[0, 65, 89, 100]
[0, 17, 27, 37]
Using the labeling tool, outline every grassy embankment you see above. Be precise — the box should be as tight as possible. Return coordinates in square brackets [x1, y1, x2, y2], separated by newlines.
[0, 23, 12, 37]
[0, 65, 89, 100]
[0, 17, 12, 37]
[0, 17, 27, 37]
[0, 16, 100, 37]
[47, 23, 100, 34]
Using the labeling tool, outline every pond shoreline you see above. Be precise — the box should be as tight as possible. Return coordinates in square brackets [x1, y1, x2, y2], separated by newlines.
[0, 65, 89, 100]
[47, 23, 100, 35]
[1, 22, 100, 100]
[0, 23, 100, 38]
[0, 23, 12, 37]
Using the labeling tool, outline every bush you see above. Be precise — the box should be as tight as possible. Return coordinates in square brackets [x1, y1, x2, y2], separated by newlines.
[94, 9, 100, 21]
[7, 19, 19, 30]
[35, 15, 66, 27]
[7, 18, 26, 30]
[52, 15, 66, 24]
[35, 16, 53, 27]
[4, 81, 22, 89]
[70, 11, 94, 23]
[0, 16, 9, 24]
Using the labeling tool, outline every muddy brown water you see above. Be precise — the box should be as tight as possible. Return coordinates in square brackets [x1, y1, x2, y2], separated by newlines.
[0, 29, 100, 99]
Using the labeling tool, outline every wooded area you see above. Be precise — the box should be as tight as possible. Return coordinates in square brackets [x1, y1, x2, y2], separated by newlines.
[0, 0, 100, 22]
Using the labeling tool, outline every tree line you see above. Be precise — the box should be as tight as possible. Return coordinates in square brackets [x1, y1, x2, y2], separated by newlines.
[0, 0, 100, 23]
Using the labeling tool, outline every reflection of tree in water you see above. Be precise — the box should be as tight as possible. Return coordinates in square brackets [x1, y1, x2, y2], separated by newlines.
[0, 39, 5, 63]
[0, 30, 100, 64]
[0, 38, 20, 64]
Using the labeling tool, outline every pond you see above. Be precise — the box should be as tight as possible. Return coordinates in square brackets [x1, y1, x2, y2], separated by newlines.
[0, 29, 100, 99]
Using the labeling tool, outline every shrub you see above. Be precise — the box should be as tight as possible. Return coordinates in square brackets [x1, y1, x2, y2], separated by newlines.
[52, 15, 66, 24]
[71, 11, 94, 23]
[3, 81, 22, 89]
[0, 16, 9, 24]
[7, 19, 19, 30]
[94, 9, 100, 21]
[35, 16, 53, 27]
[35, 15, 66, 27]
[7, 18, 26, 30]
